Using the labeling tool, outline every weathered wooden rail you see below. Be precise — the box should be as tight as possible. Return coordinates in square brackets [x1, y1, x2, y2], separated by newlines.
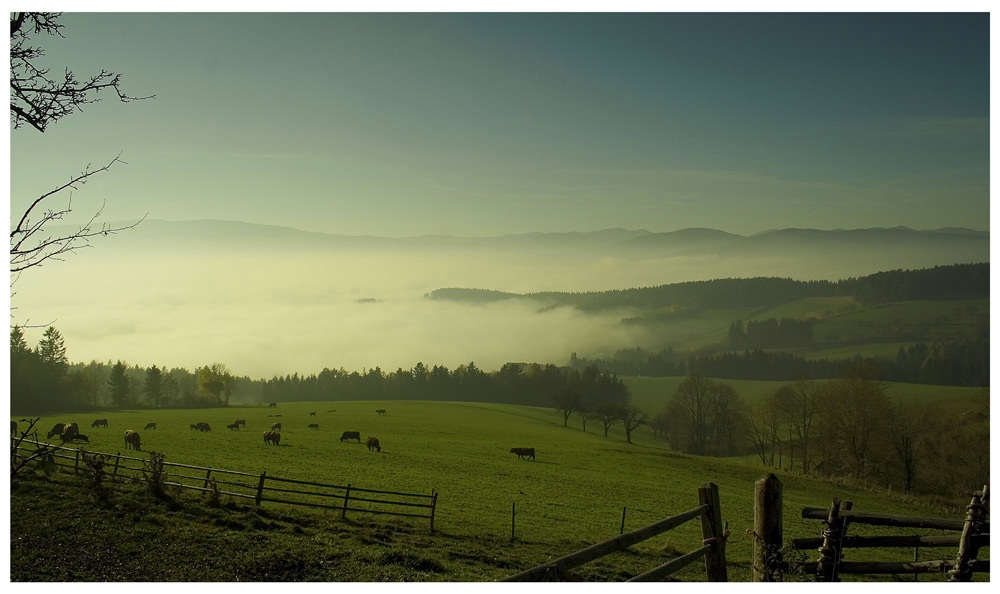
[12, 438, 438, 529]
[503, 482, 727, 582]
[753, 474, 990, 582]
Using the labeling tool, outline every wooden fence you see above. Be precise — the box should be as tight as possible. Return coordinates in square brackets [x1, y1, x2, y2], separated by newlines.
[753, 474, 990, 582]
[12, 438, 438, 530]
[503, 482, 728, 582]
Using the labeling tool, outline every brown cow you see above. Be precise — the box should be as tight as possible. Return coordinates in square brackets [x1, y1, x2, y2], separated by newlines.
[124, 430, 141, 451]
[235, 419, 246, 428]
[375, 409, 387, 415]
[47, 422, 68, 439]
[47, 422, 80, 442]
[91, 418, 109, 428]
[270, 422, 282, 432]
[308, 423, 319, 430]
[263, 430, 280, 446]
[340, 431, 361, 443]
[366, 436, 381, 452]
[144, 422, 156, 430]
[227, 423, 240, 431]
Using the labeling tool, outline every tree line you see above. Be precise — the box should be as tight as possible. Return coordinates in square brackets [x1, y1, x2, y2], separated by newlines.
[10, 326, 252, 414]
[647, 370, 989, 500]
[429, 263, 988, 312]
[570, 338, 989, 387]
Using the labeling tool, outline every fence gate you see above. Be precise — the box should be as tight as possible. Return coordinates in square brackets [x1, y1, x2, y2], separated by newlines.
[503, 482, 728, 582]
[791, 485, 990, 581]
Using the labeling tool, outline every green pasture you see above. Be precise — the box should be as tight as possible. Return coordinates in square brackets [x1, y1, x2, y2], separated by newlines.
[811, 299, 988, 343]
[622, 375, 984, 412]
[631, 297, 987, 356]
[16, 396, 982, 581]
[748, 296, 858, 321]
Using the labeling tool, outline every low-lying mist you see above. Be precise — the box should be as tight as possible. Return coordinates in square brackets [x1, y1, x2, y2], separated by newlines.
[13, 222, 985, 380]
[13, 249, 669, 378]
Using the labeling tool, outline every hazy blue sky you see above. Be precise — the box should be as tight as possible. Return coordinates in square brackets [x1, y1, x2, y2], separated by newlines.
[9, 10, 990, 237]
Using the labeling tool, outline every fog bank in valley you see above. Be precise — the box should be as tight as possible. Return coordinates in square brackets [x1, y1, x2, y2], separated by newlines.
[12, 222, 987, 379]
[13, 249, 658, 378]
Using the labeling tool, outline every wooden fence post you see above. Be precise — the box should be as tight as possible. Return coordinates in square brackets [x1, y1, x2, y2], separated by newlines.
[511, 501, 516, 541]
[255, 472, 266, 506]
[203, 468, 213, 490]
[620, 506, 627, 535]
[430, 490, 437, 532]
[112, 452, 121, 480]
[753, 473, 783, 582]
[341, 483, 351, 519]
[74, 449, 81, 475]
[816, 498, 850, 581]
[698, 482, 728, 582]
[948, 485, 989, 582]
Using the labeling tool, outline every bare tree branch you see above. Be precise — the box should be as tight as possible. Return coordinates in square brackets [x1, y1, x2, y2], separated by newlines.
[10, 12, 153, 132]
[10, 154, 147, 275]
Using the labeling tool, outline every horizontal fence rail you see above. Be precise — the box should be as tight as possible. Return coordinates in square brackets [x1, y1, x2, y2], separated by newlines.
[796, 486, 990, 582]
[800, 507, 970, 532]
[799, 559, 991, 575]
[504, 483, 727, 582]
[12, 438, 437, 529]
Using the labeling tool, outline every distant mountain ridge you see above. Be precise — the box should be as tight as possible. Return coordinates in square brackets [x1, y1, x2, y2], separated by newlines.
[53, 219, 988, 285]
[80, 218, 988, 245]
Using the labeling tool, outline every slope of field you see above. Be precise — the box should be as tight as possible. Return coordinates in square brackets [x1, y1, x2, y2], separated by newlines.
[622, 376, 985, 413]
[12, 399, 983, 581]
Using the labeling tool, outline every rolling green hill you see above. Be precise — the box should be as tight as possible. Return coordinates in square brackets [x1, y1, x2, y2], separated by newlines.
[11, 398, 985, 581]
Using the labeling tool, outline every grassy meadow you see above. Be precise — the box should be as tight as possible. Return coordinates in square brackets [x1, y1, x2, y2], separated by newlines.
[622, 376, 983, 413]
[12, 391, 984, 581]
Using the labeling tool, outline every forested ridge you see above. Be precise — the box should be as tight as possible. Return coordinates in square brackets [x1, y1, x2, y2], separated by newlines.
[428, 262, 988, 310]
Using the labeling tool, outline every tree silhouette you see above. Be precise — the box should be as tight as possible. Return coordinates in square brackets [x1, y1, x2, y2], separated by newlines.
[9, 13, 151, 290]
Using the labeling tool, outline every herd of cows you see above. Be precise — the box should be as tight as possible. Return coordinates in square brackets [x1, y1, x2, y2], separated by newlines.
[13, 407, 534, 461]
[11, 409, 391, 455]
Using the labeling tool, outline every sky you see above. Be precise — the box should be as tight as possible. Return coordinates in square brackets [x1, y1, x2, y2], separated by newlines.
[5, 4, 995, 378]
[9, 7, 991, 238]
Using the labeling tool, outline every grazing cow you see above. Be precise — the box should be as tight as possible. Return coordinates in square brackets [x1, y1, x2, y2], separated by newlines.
[366, 436, 381, 452]
[270, 422, 282, 432]
[197, 422, 211, 432]
[91, 418, 109, 429]
[124, 430, 141, 451]
[340, 431, 361, 443]
[144, 422, 156, 430]
[510, 447, 536, 461]
[376, 409, 387, 415]
[235, 419, 246, 428]
[268, 402, 277, 408]
[47, 422, 80, 442]
[69, 434, 90, 443]
[11, 421, 17, 436]
[263, 430, 280, 445]
[63, 422, 80, 441]
[227, 423, 240, 431]
[47, 423, 68, 439]
[308, 423, 319, 430]
[309, 412, 316, 417]
[190, 424, 200, 430]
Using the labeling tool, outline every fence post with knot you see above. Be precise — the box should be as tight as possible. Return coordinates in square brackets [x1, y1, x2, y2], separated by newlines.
[698, 482, 728, 581]
[948, 485, 989, 582]
[752, 473, 783, 581]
